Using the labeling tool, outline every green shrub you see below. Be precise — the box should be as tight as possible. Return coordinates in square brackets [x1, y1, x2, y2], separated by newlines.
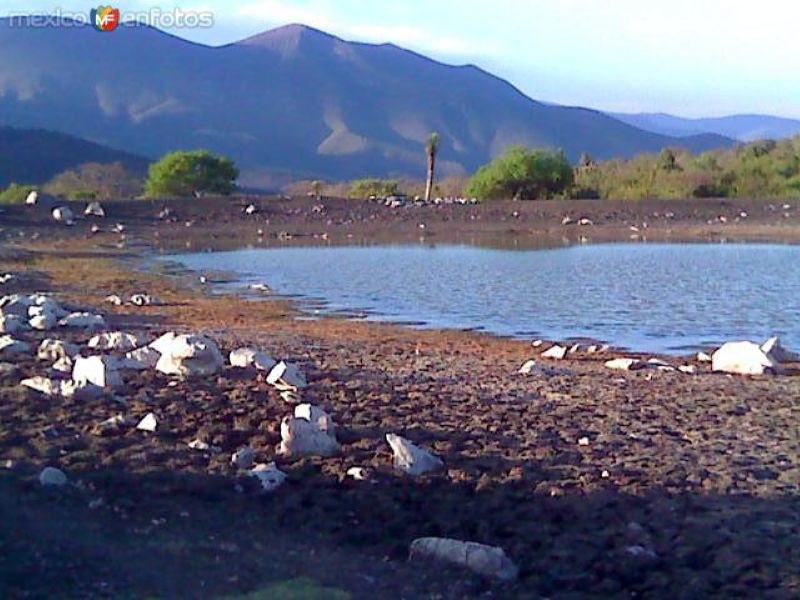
[465, 145, 574, 200]
[0, 183, 35, 204]
[144, 149, 238, 198]
[348, 178, 399, 199]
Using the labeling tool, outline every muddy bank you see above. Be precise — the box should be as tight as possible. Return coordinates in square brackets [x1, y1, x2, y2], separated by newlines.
[0, 201, 799, 598]
[2, 195, 800, 254]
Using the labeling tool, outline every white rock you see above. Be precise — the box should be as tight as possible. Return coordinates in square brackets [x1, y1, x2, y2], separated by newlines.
[130, 293, 158, 306]
[604, 358, 645, 371]
[39, 466, 68, 487]
[712, 341, 777, 376]
[60, 312, 106, 329]
[21, 376, 102, 399]
[266, 360, 307, 390]
[678, 365, 697, 375]
[52, 206, 74, 224]
[72, 355, 123, 388]
[25, 190, 39, 205]
[155, 334, 224, 377]
[0, 295, 31, 316]
[409, 537, 518, 581]
[51, 355, 74, 374]
[346, 467, 369, 481]
[105, 294, 124, 306]
[385, 433, 443, 476]
[88, 331, 147, 352]
[30, 312, 58, 331]
[97, 415, 129, 432]
[119, 345, 161, 370]
[137, 413, 158, 432]
[230, 347, 260, 368]
[84, 201, 105, 217]
[188, 439, 213, 451]
[0, 314, 26, 334]
[38, 339, 80, 361]
[149, 331, 177, 354]
[278, 411, 340, 458]
[0, 273, 15, 285]
[231, 447, 255, 470]
[697, 351, 712, 363]
[294, 403, 336, 435]
[517, 360, 540, 375]
[645, 358, 675, 372]
[229, 347, 277, 371]
[761, 336, 800, 363]
[249, 462, 286, 493]
[541, 345, 567, 360]
[0, 335, 31, 357]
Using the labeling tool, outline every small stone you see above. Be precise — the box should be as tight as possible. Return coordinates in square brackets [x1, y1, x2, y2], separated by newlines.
[137, 413, 158, 432]
[678, 365, 697, 375]
[231, 447, 255, 470]
[604, 358, 645, 371]
[249, 462, 286, 493]
[0, 335, 31, 357]
[696, 351, 712, 363]
[578, 437, 590, 446]
[386, 433, 443, 476]
[541, 345, 567, 360]
[72, 355, 123, 388]
[39, 466, 68, 487]
[266, 360, 307, 390]
[346, 467, 369, 481]
[517, 359, 540, 375]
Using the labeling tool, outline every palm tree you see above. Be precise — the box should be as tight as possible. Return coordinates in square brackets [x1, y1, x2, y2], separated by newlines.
[424, 132, 440, 202]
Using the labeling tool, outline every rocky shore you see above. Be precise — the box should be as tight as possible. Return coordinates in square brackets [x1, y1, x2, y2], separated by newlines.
[0, 196, 799, 599]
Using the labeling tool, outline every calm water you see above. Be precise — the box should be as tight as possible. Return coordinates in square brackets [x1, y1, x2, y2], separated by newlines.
[170, 243, 800, 354]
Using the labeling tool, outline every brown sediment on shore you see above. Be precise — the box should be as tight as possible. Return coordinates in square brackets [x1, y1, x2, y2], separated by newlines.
[0, 197, 799, 599]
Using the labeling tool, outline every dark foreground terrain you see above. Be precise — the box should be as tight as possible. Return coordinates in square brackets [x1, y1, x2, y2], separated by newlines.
[0, 196, 798, 598]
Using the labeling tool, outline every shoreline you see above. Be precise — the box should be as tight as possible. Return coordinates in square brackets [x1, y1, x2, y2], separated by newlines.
[1, 197, 800, 598]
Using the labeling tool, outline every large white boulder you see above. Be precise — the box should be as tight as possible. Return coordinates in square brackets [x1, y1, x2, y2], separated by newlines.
[278, 404, 340, 458]
[0, 314, 26, 334]
[130, 294, 160, 307]
[38, 339, 80, 361]
[60, 312, 106, 329]
[0, 335, 31, 358]
[266, 360, 307, 390]
[761, 336, 800, 363]
[72, 355, 123, 388]
[409, 537, 518, 581]
[149, 331, 177, 354]
[88, 331, 147, 352]
[385, 433, 443, 476]
[119, 345, 161, 370]
[155, 334, 224, 376]
[712, 341, 777, 375]
[249, 462, 286, 493]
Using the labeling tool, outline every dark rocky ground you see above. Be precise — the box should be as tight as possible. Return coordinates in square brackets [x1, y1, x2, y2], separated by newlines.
[0, 197, 798, 598]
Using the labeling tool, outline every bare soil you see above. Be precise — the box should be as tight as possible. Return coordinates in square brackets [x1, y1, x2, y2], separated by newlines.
[0, 196, 798, 599]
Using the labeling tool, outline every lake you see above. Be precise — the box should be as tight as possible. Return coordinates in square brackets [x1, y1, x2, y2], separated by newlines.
[169, 243, 800, 354]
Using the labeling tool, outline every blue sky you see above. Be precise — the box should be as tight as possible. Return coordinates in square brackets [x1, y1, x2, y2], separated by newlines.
[1, 0, 798, 118]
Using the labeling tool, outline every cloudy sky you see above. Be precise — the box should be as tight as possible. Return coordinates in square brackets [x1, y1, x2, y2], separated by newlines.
[1, 0, 798, 118]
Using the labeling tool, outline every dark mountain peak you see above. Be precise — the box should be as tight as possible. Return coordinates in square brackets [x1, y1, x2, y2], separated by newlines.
[235, 23, 340, 56]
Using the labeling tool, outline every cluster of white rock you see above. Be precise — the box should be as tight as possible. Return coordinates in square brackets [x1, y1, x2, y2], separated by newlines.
[524, 335, 798, 377]
[104, 293, 161, 307]
[1, 293, 106, 339]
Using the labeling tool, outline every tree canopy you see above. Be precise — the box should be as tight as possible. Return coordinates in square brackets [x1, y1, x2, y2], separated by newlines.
[465, 146, 574, 200]
[144, 150, 238, 198]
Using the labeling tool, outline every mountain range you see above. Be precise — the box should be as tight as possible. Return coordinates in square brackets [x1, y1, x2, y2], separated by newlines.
[0, 19, 742, 187]
[609, 112, 800, 142]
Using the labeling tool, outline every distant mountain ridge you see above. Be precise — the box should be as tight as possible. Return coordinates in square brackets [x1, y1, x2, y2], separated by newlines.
[0, 19, 733, 185]
[609, 112, 800, 142]
[0, 126, 149, 188]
